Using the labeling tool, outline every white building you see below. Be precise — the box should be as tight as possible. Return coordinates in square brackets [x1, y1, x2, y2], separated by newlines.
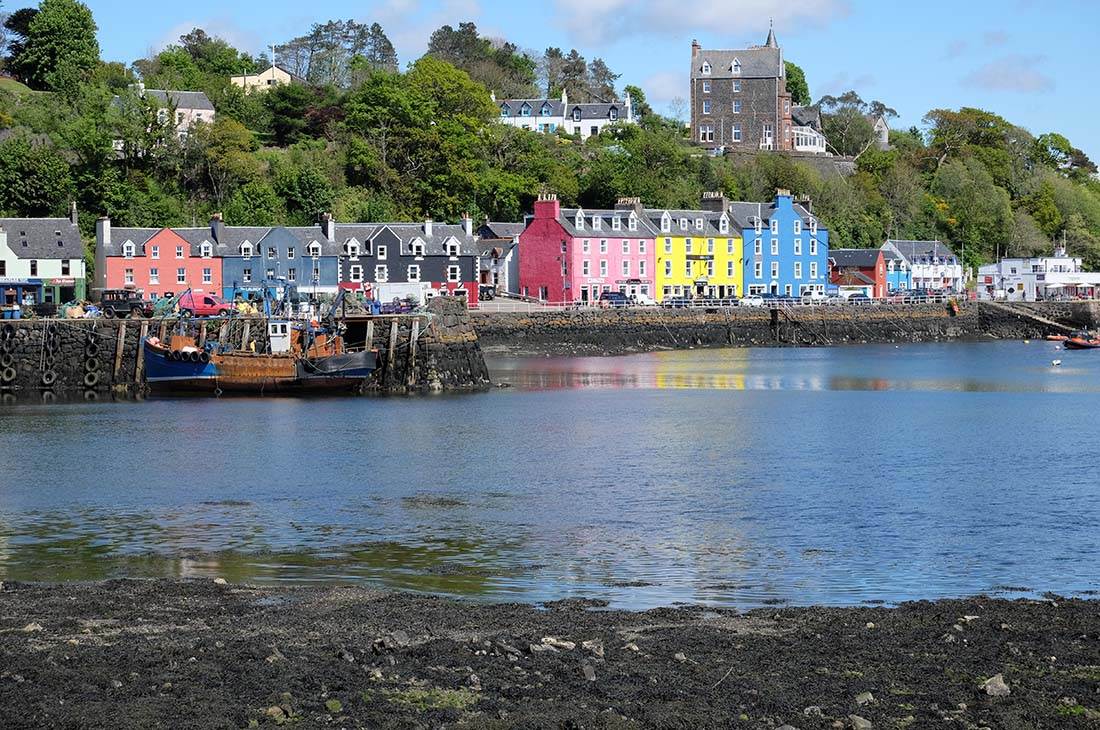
[230, 64, 303, 93]
[977, 242, 1100, 301]
[494, 90, 636, 141]
[881, 239, 965, 292]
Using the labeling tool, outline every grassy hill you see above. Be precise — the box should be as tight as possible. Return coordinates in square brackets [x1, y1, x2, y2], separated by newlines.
[0, 77, 33, 96]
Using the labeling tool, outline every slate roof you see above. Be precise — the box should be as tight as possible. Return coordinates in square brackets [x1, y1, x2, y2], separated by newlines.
[643, 209, 731, 237]
[791, 105, 821, 129]
[726, 201, 819, 230]
[835, 271, 876, 285]
[333, 223, 480, 257]
[830, 248, 881, 268]
[144, 89, 214, 111]
[499, 99, 565, 117]
[478, 222, 525, 240]
[557, 208, 660, 238]
[0, 217, 83, 260]
[884, 240, 958, 263]
[567, 103, 624, 121]
[691, 46, 783, 79]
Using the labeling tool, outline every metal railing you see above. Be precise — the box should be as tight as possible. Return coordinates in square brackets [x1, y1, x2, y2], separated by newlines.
[476, 293, 970, 312]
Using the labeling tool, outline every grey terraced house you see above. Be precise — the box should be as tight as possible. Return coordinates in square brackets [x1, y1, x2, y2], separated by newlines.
[690, 28, 826, 154]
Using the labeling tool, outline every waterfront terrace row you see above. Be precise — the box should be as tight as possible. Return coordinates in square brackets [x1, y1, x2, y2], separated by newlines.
[94, 213, 484, 306]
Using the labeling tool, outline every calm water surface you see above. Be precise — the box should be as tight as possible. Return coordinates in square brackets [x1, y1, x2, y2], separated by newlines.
[1, 341, 1098, 609]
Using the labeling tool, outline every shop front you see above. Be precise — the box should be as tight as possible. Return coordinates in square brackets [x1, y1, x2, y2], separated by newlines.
[42, 276, 83, 304]
[1, 278, 43, 317]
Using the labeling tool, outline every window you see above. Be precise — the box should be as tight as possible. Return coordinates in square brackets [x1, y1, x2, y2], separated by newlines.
[612, 217, 622, 231]
[680, 218, 688, 230]
[203, 267, 212, 284]
[582, 260, 590, 276]
[266, 247, 276, 259]
[794, 262, 802, 279]
[374, 265, 388, 282]
[733, 79, 741, 92]
[61, 260, 70, 275]
[561, 259, 567, 276]
[243, 268, 252, 283]
[732, 100, 742, 114]
[754, 261, 762, 279]
[309, 242, 321, 257]
[771, 238, 779, 255]
[600, 260, 608, 276]
[664, 238, 672, 253]
[122, 242, 135, 258]
[124, 268, 134, 284]
[785, 100, 790, 115]
[447, 241, 460, 257]
[706, 261, 714, 277]
[622, 240, 630, 254]
[702, 100, 711, 115]
[770, 262, 779, 279]
[176, 245, 184, 258]
[346, 242, 360, 258]
[685, 260, 693, 277]
[754, 219, 763, 234]
[732, 124, 742, 142]
[600, 239, 608, 253]
[582, 239, 590, 253]
[810, 239, 818, 256]
[592, 216, 602, 230]
[794, 238, 802, 255]
[810, 219, 818, 235]
[572, 108, 581, 122]
[727, 261, 734, 277]
[150, 245, 159, 259]
[810, 262, 818, 279]
[346, 265, 362, 282]
[266, 268, 275, 279]
[727, 239, 734, 253]
[685, 238, 693, 253]
[699, 124, 714, 142]
[311, 265, 320, 282]
[702, 80, 711, 93]
[719, 217, 729, 234]
[770, 219, 779, 234]
[707, 239, 714, 253]
[664, 260, 672, 276]
[661, 216, 671, 232]
[411, 241, 424, 257]
[732, 59, 741, 75]
[177, 267, 186, 284]
[574, 213, 584, 230]
[701, 62, 711, 75]
[447, 265, 462, 283]
[754, 238, 762, 255]
[622, 261, 630, 276]
[375, 245, 386, 260]
[639, 240, 646, 253]
[201, 242, 212, 258]
[29, 259, 37, 276]
[639, 260, 646, 276]
[240, 243, 253, 257]
[695, 218, 704, 230]
[628, 215, 638, 231]
[794, 220, 802, 235]
[407, 265, 420, 282]
[287, 268, 296, 282]
[287, 247, 295, 260]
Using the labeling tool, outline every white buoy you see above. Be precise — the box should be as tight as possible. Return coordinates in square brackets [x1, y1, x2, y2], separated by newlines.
[1023, 340, 1031, 344]
[1052, 360, 1062, 367]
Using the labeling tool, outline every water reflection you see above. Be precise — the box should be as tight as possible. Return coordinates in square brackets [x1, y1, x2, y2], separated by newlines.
[2, 341, 1100, 609]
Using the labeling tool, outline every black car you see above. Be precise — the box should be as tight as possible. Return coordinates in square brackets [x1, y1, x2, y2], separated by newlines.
[99, 289, 154, 318]
[599, 291, 631, 308]
[847, 293, 872, 305]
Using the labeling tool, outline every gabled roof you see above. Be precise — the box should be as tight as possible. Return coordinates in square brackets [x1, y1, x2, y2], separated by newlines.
[835, 270, 876, 286]
[791, 105, 821, 129]
[556, 208, 660, 238]
[643, 209, 730, 237]
[884, 240, 958, 262]
[830, 248, 882, 268]
[478, 222, 525, 240]
[727, 201, 820, 230]
[333, 222, 479, 256]
[143, 89, 214, 111]
[568, 103, 624, 121]
[691, 46, 783, 79]
[0, 217, 83, 260]
[499, 98, 565, 117]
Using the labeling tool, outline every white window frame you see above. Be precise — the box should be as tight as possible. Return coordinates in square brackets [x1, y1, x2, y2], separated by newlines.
[701, 62, 711, 75]
[810, 261, 819, 279]
[201, 242, 212, 258]
[122, 242, 135, 258]
[176, 267, 186, 284]
[376, 245, 386, 260]
[639, 260, 646, 276]
[582, 260, 590, 276]
[794, 238, 802, 255]
[770, 219, 779, 235]
[639, 240, 646, 254]
[600, 260, 608, 276]
[600, 239, 608, 254]
[622, 240, 630, 254]
[664, 238, 672, 253]
[176, 245, 184, 259]
[150, 245, 159, 259]
[592, 216, 602, 231]
[794, 262, 802, 279]
[810, 239, 818, 256]
[407, 264, 421, 282]
[628, 215, 638, 231]
[374, 264, 388, 283]
[702, 80, 711, 93]
[771, 238, 779, 255]
[794, 220, 802, 235]
[770, 262, 779, 279]
[149, 267, 159, 284]
[124, 268, 134, 284]
[754, 237, 762, 255]
[754, 261, 762, 279]
[664, 260, 672, 276]
[447, 265, 461, 283]
[202, 267, 212, 284]
[622, 260, 630, 276]
[612, 217, 622, 231]
[349, 265, 363, 283]
[582, 239, 590, 253]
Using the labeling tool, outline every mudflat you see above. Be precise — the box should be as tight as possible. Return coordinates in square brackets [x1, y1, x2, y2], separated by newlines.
[1, 579, 1097, 729]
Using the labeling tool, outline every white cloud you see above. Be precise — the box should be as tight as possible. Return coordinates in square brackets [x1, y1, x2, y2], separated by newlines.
[641, 70, 685, 105]
[962, 54, 1055, 93]
[818, 71, 876, 97]
[372, 0, 483, 64]
[983, 30, 1009, 46]
[552, 0, 849, 45]
[151, 18, 260, 56]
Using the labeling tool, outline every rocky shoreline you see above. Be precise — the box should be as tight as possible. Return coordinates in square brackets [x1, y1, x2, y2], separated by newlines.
[1, 580, 1098, 728]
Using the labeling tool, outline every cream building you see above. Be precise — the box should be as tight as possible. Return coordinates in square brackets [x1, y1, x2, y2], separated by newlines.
[230, 65, 302, 93]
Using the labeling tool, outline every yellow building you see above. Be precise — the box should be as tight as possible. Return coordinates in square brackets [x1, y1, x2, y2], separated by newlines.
[648, 208, 743, 301]
[229, 64, 302, 93]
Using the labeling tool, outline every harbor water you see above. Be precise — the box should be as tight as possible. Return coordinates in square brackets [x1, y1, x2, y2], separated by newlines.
[1, 340, 1098, 609]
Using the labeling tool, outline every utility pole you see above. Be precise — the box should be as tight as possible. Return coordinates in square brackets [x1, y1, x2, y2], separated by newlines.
[270, 44, 277, 70]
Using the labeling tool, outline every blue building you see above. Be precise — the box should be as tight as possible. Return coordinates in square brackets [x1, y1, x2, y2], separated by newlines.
[730, 191, 829, 297]
[882, 248, 912, 292]
[219, 222, 340, 301]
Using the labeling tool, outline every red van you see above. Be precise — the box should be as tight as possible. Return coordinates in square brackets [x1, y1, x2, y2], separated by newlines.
[178, 292, 233, 317]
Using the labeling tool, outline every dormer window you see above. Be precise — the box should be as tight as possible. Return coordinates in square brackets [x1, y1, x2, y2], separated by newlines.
[754, 219, 762, 234]
[122, 241, 135, 258]
[628, 214, 638, 231]
[732, 59, 742, 75]
[200, 242, 212, 258]
[661, 214, 671, 232]
[609, 107, 617, 121]
[572, 108, 581, 122]
[308, 242, 321, 257]
[719, 217, 729, 234]
[810, 219, 818, 235]
[346, 241, 360, 258]
[520, 102, 532, 116]
[612, 217, 622, 231]
[411, 240, 425, 258]
[540, 102, 551, 116]
[592, 216, 601, 231]
[679, 218, 688, 230]
[446, 241, 460, 258]
[695, 218, 704, 230]
[575, 212, 584, 230]
[499, 104, 509, 117]
[240, 242, 253, 257]
[701, 62, 711, 75]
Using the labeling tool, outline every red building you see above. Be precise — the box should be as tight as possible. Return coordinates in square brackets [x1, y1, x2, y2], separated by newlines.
[829, 248, 887, 298]
[96, 224, 223, 299]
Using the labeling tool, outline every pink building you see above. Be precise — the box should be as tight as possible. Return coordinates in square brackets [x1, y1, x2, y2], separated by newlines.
[97, 225, 223, 299]
[519, 195, 657, 304]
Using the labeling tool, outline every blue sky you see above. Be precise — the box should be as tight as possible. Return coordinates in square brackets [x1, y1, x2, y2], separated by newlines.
[86, 0, 1098, 161]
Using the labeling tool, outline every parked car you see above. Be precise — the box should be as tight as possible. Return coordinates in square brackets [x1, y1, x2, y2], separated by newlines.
[599, 291, 631, 308]
[631, 292, 657, 306]
[738, 295, 765, 307]
[801, 291, 828, 305]
[100, 289, 154, 318]
[662, 296, 693, 309]
[177, 292, 233, 317]
[847, 293, 872, 305]
[478, 285, 496, 301]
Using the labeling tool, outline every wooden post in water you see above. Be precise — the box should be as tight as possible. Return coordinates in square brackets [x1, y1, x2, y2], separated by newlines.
[113, 323, 127, 380]
[240, 321, 251, 350]
[365, 320, 375, 351]
[218, 320, 229, 344]
[158, 322, 167, 341]
[198, 321, 207, 346]
[135, 321, 149, 383]
[387, 319, 398, 374]
[406, 318, 420, 387]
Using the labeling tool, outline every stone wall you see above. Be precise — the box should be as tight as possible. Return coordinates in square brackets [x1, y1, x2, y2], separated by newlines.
[473, 302, 982, 354]
[0, 297, 490, 399]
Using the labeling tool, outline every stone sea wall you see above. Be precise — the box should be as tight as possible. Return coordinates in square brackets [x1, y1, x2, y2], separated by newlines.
[473, 302, 985, 354]
[0, 297, 489, 399]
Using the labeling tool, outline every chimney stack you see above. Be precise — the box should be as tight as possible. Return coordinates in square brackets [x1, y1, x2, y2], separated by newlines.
[461, 212, 473, 237]
[691, 39, 701, 57]
[534, 192, 560, 220]
[319, 212, 335, 241]
[700, 191, 728, 213]
[209, 212, 224, 243]
[68, 201, 77, 226]
[425, 218, 433, 237]
[614, 196, 643, 213]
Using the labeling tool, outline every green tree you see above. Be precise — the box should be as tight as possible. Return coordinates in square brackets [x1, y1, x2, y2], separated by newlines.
[224, 180, 285, 225]
[264, 83, 312, 145]
[784, 61, 810, 106]
[11, 0, 99, 93]
[425, 22, 536, 98]
[0, 136, 74, 214]
[623, 84, 652, 117]
[586, 57, 619, 101]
